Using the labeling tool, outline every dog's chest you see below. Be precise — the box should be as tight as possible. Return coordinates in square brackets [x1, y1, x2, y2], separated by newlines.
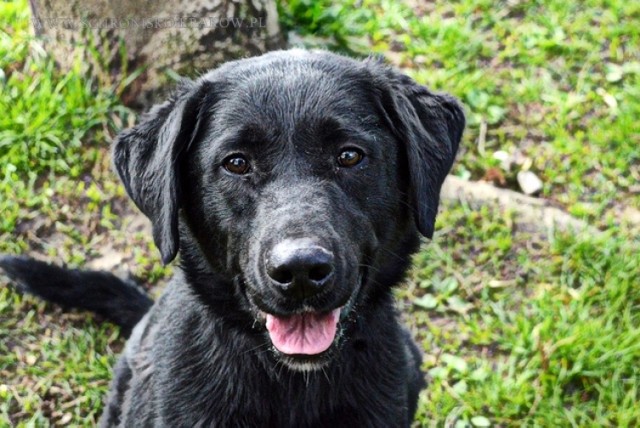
[122, 285, 409, 427]
[144, 332, 402, 426]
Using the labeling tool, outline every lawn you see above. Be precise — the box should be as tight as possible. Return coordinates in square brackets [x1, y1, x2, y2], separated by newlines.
[1, 0, 639, 426]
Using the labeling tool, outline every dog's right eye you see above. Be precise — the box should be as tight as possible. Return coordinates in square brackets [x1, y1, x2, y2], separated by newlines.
[223, 155, 251, 175]
[337, 148, 364, 168]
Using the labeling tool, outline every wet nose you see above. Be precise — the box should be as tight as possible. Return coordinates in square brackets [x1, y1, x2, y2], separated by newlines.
[266, 239, 335, 299]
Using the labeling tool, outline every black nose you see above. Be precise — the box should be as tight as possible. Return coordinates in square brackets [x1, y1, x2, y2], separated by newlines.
[266, 239, 335, 299]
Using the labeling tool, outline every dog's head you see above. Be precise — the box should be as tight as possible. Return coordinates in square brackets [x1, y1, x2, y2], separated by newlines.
[113, 50, 464, 370]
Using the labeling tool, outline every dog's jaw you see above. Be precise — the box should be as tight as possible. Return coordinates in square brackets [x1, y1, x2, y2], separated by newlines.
[245, 272, 365, 372]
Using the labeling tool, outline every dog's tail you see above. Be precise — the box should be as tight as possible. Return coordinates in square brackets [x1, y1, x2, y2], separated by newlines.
[0, 255, 153, 334]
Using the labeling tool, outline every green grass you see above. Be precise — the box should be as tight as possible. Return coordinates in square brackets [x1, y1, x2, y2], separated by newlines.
[0, 0, 128, 247]
[402, 204, 639, 426]
[0, 288, 119, 425]
[2, 0, 640, 426]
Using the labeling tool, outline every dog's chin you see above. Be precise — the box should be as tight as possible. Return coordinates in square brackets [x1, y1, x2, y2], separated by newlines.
[276, 349, 335, 372]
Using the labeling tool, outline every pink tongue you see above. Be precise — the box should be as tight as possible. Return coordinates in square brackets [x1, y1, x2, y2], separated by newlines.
[265, 309, 340, 355]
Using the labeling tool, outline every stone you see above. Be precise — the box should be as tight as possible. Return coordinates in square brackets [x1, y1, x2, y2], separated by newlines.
[517, 170, 543, 195]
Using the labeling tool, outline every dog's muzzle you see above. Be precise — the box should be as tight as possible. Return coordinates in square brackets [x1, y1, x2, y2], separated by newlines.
[262, 238, 339, 355]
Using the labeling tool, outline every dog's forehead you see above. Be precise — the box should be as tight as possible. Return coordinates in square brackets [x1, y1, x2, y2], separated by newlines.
[210, 52, 379, 129]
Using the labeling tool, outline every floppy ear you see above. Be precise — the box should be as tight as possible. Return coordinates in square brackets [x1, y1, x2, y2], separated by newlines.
[113, 80, 214, 264]
[370, 64, 465, 239]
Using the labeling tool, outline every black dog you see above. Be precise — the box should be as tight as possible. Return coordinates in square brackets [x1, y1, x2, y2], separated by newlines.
[0, 49, 464, 426]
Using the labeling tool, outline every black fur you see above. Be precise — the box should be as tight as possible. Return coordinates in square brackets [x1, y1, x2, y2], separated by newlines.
[1, 50, 464, 426]
[0, 256, 151, 335]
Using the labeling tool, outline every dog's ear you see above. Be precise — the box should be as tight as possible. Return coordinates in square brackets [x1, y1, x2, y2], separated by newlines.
[369, 62, 465, 239]
[113, 80, 214, 264]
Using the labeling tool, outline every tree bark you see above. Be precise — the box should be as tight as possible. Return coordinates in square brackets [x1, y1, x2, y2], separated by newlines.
[29, 0, 285, 107]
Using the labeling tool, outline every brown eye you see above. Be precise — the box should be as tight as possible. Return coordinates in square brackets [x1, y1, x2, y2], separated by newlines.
[337, 149, 364, 167]
[223, 155, 251, 175]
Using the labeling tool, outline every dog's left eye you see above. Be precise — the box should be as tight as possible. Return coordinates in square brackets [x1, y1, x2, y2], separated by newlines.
[223, 155, 251, 175]
[337, 149, 364, 168]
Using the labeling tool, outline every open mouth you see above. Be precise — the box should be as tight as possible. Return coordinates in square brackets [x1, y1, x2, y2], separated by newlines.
[265, 308, 341, 355]
[244, 269, 366, 365]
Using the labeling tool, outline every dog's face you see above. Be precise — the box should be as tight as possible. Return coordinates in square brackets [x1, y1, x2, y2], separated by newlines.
[113, 50, 464, 370]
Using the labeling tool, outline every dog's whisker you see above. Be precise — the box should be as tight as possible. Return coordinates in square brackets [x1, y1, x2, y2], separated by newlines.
[377, 246, 410, 263]
[320, 366, 331, 384]
[357, 262, 382, 274]
[238, 341, 271, 357]
[303, 369, 310, 388]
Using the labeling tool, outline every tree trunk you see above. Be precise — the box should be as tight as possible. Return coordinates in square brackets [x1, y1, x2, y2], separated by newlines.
[29, 0, 285, 107]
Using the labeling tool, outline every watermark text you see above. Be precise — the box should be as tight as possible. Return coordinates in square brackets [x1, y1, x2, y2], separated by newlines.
[32, 16, 268, 30]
